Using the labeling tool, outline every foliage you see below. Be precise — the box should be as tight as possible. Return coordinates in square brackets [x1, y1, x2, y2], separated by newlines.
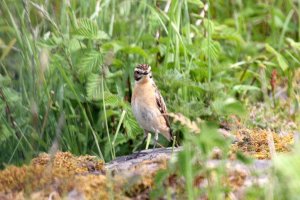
[0, 0, 300, 199]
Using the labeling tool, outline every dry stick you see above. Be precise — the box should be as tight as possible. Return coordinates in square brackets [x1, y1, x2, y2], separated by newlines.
[267, 129, 276, 159]
[49, 113, 65, 156]
[164, 0, 172, 13]
[44, 113, 65, 180]
[195, 3, 209, 27]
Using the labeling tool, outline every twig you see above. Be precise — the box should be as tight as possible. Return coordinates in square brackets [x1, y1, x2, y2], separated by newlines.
[0, 88, 21, 139]
[164, 0, 172, 13]
[267, 129, 276, 159]
[195, 3, 209, 26]
[49, 113, 65, 156]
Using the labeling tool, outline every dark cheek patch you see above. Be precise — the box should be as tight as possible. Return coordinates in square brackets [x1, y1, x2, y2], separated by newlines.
[134, 72, 142, 81]
[135, 76, 142, 81]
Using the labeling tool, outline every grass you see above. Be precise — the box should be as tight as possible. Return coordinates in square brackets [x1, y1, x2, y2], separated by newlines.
[0, 0, 300, 199]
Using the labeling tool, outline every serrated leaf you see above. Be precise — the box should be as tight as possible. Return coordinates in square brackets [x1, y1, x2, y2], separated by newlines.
[104, 92, 122, 107]
[97, 30, 110, 40]
[124, 117, 141, 138]
[201, 38, 222, 61]
[74, 19, 109, 40]
[74, 19, 97, 39]
[69, 38, 86, 52]
[123, 107, 142, 138]
[86, 73, 103, 100]
[77, 50, 102, 75]
[214, 25, 245, 46]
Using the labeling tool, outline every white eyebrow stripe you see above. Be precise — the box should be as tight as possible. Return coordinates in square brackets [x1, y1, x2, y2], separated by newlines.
[134, 65, 152, 73]
[134, 68, 144, 72]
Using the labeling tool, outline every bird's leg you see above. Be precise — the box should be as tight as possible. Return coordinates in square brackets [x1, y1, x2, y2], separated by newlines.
[172, 135, 179, 147]
[133, 130, 147, 158]
[152, 131, 159, 150]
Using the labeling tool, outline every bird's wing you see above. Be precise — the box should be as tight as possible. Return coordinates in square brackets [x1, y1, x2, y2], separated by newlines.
[154, 83, 172, 137]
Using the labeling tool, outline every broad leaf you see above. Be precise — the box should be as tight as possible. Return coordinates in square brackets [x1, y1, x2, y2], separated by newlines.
[86, 73, 103, 100]
[77, 50, 102, 75]
[74, 19, 109, 40]
[265, 44, 288, 71]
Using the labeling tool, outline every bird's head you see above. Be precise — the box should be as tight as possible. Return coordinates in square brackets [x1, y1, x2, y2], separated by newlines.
[134, 64, 152, 83]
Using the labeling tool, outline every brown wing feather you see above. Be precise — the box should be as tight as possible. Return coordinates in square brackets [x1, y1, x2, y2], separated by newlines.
[154, 83, 173, 138]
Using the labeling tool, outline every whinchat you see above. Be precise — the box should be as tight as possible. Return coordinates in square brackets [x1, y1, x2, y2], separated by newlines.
[131, 64, 173, 149]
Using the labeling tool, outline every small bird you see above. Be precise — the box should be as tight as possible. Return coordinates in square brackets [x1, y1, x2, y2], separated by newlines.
[131, 64, 172, 149]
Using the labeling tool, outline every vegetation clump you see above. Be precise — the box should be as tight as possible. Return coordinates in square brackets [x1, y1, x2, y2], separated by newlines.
[231, 128, 294, 159]
[0, 152, 107, 199]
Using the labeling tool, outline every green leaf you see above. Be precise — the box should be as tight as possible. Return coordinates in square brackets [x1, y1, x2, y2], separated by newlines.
[123, 107, 142, 138]
[69, 38, 86, 52]
[265, 44, 288, 71]
[236, 151, 253, 164]
[187, 0, 204, 7]
[0, 74, 11, 86]
[0, 124, 12, 144]
[214, 25, 245, 46]
[233, 85, 261, 92]
[104, 92, 122, 107]
[286, 38, 300, 52]
[121, 46, 148, 58]
[74, 19, 109, 40]
[200, 38, 222, 61]
[2, 88, 21, 103]
[86, 73, 103, 100]
[273, 147, 300, 198]
[197, 122, 227, 153]
[150, 169, 170, 199]
[77, 50, 102, 75]
[96, 30, 110, 40]
[213, 97, 246, 117]
[112, 134, 128, 146]
[38, 35, 63, 49]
